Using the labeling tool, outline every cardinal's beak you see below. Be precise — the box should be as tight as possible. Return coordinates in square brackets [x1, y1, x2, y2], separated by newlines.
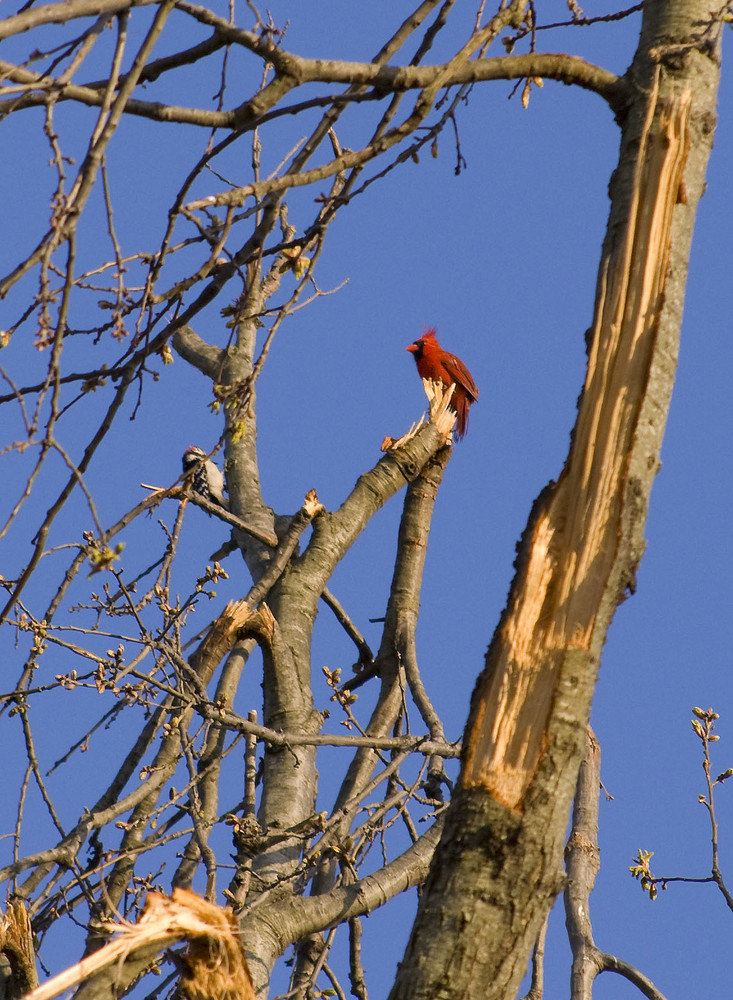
[405, 343, 417, 353]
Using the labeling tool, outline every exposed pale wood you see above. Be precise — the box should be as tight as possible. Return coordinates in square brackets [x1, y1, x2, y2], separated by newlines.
[1, 900, 38, 998]
[463, 86, 691, 810]
[24, 890, 254, 1000]
[191, 599, 259, 684]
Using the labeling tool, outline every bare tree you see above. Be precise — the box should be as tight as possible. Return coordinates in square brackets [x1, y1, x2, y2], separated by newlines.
[0, 2, 726, 1000]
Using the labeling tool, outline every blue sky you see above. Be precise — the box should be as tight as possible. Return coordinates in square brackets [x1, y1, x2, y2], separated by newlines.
[1, 3, 732, 997]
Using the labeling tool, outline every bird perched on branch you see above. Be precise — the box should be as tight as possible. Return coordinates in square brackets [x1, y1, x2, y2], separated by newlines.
[406, 327, 479, 439]
[182, 446, 228, 510]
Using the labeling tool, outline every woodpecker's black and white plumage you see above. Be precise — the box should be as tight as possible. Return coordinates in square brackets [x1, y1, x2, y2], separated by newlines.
[182, 446, 228, 510]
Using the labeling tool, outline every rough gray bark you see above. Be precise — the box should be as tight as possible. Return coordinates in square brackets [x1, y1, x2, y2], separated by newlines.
[563, 731, 668, 1000]
[388, 3, 722, 998]
[1, 3, 724, 1000]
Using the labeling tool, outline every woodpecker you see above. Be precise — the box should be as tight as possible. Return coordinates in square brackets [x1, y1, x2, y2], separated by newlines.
[182, 446, 228, 510]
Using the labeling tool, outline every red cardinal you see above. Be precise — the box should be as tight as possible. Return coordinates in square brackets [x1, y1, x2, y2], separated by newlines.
[406, 327, 479, 439]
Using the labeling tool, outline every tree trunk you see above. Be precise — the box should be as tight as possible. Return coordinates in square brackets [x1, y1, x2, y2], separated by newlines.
[389, 3, 721, 998]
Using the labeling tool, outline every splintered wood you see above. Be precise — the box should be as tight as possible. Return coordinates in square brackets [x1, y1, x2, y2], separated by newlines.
[192, 599, 257, 683]
[1, 900, 38, 997]
[463, 87, 691, 810]
[23, 890, 254, 1000]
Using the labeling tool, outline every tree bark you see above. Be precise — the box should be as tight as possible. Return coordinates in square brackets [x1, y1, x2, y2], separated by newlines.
[389, 3, 722, 998]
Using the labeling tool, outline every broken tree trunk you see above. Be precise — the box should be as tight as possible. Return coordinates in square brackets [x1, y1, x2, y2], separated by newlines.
[388, 3, 721, 999]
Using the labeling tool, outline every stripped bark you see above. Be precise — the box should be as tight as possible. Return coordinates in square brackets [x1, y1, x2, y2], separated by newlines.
[0, 901, 38, 1000]
[1, 4, 724, 1000]
[389, 3, 721, 998]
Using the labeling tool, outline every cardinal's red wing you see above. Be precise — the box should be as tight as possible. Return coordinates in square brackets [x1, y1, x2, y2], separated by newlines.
[442, 352, 479, 402]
